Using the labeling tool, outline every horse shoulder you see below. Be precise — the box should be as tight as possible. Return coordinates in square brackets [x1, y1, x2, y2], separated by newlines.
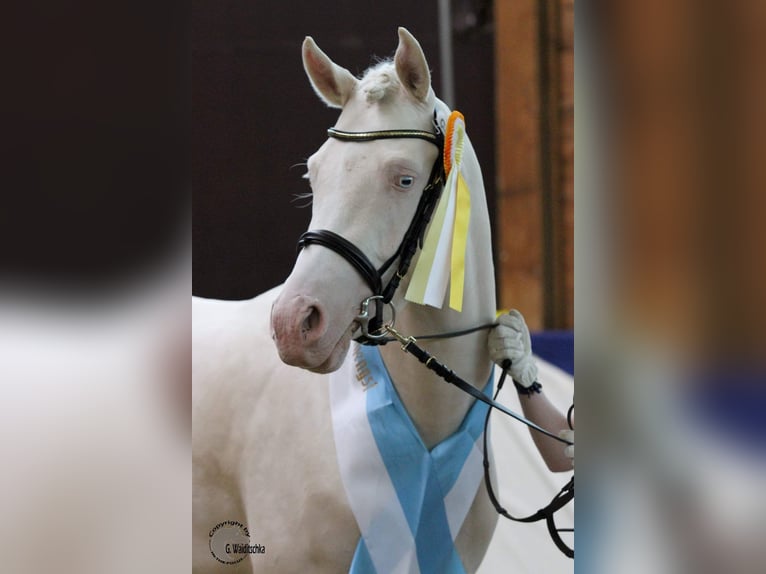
[193, 289, 280, 467]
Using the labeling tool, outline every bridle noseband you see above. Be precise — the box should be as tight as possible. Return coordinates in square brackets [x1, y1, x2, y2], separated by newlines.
[297, 114, 445, 344]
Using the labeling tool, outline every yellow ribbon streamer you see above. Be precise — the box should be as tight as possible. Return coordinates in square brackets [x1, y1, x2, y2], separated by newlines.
[449, 172, 471, 311]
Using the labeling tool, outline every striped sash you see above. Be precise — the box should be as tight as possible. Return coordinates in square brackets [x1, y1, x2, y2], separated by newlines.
[329, 343, 492, 574]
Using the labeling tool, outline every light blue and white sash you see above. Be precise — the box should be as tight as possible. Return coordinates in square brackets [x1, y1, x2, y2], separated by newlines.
[329, 343, 492, 574]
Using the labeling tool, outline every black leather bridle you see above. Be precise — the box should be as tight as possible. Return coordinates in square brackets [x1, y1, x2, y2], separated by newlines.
[297, 115, 445, 345]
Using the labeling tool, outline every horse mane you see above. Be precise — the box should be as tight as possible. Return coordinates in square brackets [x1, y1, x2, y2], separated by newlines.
[358, 60, 400, 104]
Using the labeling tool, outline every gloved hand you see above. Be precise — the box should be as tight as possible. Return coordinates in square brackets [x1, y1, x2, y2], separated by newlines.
[488, 309, 538, 388]
[559, 429, 574, 467]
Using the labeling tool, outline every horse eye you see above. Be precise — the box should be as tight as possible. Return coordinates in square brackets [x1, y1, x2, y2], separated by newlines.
[398, 176, 415, 189]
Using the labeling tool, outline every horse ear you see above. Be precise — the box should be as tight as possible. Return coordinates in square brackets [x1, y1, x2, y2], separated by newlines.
[394, 27, 431, 102]
[302, 36, 357, 108]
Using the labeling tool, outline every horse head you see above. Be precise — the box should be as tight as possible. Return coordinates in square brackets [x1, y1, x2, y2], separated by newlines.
[271, 28, 441, 373]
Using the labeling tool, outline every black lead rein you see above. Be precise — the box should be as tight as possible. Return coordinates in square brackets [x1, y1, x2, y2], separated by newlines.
[383, 325, 573, 446]
[373, 321, 499, 344]
[482, 363, 575, 559]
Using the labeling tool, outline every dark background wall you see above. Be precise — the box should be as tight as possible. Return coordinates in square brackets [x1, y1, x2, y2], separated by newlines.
[192, 0, 496, 299]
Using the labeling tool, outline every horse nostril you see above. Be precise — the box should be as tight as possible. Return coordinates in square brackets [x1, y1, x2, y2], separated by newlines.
[302, 305, 323, 337]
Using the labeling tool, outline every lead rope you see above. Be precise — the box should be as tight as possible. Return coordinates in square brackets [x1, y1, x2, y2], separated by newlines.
[382, 324, 575, 559]
[382, 325, 573, 445]
[482, 362, 575, 559]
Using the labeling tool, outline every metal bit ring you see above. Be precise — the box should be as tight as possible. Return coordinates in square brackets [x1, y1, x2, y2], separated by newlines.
[355, 295, 396, 340]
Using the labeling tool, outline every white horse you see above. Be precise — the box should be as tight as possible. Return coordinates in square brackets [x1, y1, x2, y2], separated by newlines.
[194, 28, 570, 573]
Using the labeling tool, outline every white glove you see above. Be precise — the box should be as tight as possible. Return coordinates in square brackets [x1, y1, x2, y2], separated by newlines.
[559, 430, 574, 466]
[488, 309, 538, 388]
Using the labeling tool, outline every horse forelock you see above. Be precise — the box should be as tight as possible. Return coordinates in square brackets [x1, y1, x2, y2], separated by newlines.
[358, 61, 399, 104]
[357, 61, 435, 109]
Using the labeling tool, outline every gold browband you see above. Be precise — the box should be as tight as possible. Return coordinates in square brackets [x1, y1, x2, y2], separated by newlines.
[327, 127, 440, 146]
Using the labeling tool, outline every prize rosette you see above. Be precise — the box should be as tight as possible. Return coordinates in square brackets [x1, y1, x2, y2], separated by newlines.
[406, 110, 471, 311]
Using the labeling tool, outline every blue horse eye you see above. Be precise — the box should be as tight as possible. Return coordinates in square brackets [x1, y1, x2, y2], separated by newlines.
[399, 176, 415, 188]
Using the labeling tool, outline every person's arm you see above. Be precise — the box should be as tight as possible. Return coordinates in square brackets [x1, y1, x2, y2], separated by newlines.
[488, 310, 574, 472]
[517, 391, 573, 472]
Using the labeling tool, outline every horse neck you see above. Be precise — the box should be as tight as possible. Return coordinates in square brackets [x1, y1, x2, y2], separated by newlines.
[379, 136, 496, 449]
